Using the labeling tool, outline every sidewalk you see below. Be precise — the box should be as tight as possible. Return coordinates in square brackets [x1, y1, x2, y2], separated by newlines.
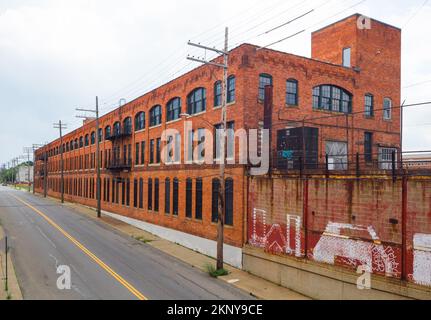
[49, 197, 310, 300]
[0, 226, 23, 300]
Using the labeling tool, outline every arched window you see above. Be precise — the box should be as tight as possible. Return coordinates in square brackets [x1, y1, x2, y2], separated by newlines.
[365, 94, 374, 117]
[123, 117, 132, 134]
[259, 73, 272, 101]
[214, 81, 222, 107]
[135, 112, 145, 131]
[286, 79, 298, 106]
[79, 137, 84, 148]
[383, 98, 392, 120]
[66, 142, 70, 152]
[105, 126, 111, 139]
[166, 98, 181, 122]
[70, 141, 73, 151]
[85, 134, 89, 146]
[74, 139, 78, 149]
[150, 105, 162, 127]
[91, 131, 96, 145]
[187, 88, 206, 115]
[227, 75, 236, 103]
[113, 122, 121, 136]
[312, 85, 352, 114]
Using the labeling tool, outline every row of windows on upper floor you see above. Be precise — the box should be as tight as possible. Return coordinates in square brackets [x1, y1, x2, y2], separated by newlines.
[259, 74, 393, 119]
[43, 74, 393, 158]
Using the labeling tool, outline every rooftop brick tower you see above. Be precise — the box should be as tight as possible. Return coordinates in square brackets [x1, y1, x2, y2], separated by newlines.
[312, 13, 401, 112]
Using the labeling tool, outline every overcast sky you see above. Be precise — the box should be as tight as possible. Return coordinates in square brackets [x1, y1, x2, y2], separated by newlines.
[0, 0, 430, 165]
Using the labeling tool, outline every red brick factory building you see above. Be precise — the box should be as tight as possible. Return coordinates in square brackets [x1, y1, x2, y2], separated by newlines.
[34, 14, 402, 269]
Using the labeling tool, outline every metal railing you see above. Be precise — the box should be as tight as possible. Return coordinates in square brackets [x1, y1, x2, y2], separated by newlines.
[272, 150, 431, 177]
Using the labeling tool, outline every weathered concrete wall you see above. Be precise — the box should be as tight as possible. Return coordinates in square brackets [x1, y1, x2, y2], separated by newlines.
[243, 246, 431, 300]
[248, 175, 431, 295]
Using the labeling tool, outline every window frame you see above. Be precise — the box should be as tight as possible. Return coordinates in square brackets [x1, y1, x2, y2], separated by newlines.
[259, 73, 273, 101]
[214, 81, 222, 107]
[227, 75, 236, 104]
[312, 85, 352, 114]
[135, 112, 145, 131]
[286, 78, 299, 106]
[149, 105, 162, 127]
[365, 94, 374, 117]
[166, 97, 181, 122]
[187, 88, 206, 115]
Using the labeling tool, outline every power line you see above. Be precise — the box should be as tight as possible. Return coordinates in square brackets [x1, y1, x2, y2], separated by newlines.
[403, 79, 431, 89]
[403, 0, 429, 28]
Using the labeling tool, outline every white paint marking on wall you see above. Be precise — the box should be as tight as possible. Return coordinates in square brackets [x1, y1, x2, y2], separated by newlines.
[250, 208, 267, 248]
[101, 210, 243, 269]
[313, 222, 398, 276]
[413, 233, 431, 286]
[286, 215, 302, 257]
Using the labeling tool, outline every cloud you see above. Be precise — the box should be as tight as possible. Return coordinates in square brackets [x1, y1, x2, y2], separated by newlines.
[0, 0, 430, 164]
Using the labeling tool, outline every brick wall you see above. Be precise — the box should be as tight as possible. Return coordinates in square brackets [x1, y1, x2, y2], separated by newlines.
[248, 174, 431, 287]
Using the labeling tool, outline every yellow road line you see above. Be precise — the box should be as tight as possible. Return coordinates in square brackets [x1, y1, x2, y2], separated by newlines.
[11, 194, 148, 301]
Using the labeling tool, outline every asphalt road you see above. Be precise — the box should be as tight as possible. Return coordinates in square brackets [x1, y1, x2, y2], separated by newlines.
[0, 187, 253, 300]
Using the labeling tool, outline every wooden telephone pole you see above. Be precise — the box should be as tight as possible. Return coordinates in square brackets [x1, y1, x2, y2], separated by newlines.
[187, 27, 229, 271]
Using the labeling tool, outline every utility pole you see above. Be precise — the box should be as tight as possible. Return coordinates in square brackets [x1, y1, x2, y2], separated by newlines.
[43, 147, 48, 198]
[187, 27, 229, 271]
[53, 121, 67, 203]
[76, 97, 101, 218]
[23, 147, 33, 192]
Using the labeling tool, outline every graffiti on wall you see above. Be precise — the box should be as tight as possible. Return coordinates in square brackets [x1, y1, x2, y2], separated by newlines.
[312, 223, 399, 277]
[412, 233, 431, 286]
[249, 208, 431, 286]
[249, 208, 302, 257]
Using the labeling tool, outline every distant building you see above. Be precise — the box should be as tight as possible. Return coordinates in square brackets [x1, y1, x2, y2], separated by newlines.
[17, 165, 34, 184]
[403, 153, 431, 169]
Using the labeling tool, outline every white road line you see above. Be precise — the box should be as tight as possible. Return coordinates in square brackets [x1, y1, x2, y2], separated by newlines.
[36, 225, 57, 249]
